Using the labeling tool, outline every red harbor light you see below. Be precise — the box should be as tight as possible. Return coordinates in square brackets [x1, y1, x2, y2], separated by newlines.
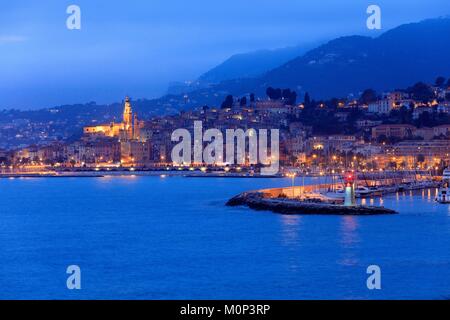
[344, 172, 355, 183]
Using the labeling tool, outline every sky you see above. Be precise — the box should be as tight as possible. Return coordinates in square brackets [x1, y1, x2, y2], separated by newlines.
[1, 0, 449, 110]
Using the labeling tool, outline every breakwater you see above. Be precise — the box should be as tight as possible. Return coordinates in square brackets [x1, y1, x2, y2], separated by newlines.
[227, 187, 398, 215]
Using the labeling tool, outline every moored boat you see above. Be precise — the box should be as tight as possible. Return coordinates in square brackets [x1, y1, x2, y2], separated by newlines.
[436, 168, 450, 204]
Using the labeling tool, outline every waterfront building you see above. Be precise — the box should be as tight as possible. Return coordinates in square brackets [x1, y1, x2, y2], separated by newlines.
[389, 140, 450, 167]
[62, 138, 120, 166]
[90, 138, 121, 164]
[14, 145, 39, 163]
[120, 140, 152, 166]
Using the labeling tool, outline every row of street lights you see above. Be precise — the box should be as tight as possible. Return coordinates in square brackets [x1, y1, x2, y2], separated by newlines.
[286, 172, 308, 199]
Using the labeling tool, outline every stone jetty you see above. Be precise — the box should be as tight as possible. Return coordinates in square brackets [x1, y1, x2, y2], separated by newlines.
[226, 191, 397, 215]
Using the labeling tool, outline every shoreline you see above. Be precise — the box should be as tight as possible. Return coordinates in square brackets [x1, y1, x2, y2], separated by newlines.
[0, 170, 285, 179]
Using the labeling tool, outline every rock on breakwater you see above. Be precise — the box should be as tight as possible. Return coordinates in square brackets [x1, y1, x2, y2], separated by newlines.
[226, 191, 397, 215]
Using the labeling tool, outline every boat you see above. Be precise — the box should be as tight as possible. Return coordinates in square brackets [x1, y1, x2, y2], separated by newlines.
[355, 186, 371, 196]
[321, 191, 345, 202]
[436, 168, 450, 204]
[442, 167, 450, 181]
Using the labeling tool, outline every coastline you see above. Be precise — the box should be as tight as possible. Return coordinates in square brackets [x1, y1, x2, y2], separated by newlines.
[0, 169, 286, 179]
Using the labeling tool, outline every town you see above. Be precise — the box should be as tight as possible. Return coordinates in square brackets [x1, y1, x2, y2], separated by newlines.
[0, 78, 449, 176]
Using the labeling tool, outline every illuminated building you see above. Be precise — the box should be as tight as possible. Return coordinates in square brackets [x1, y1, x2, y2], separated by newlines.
[83, 97, 144, 141]
[83, 97, 150, 165]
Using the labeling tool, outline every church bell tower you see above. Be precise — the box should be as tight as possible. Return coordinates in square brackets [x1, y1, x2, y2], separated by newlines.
[123, 96, 132, 129]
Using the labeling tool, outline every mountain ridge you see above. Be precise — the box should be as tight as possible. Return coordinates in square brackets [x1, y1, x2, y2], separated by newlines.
[198, 42, 320, 83]
[160, 16, 450, 110]
[5, 17, 449, 116]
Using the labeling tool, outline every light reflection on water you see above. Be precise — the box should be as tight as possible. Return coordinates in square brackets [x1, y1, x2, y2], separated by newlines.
[280, 214, 302, 247]
[338, 216, 360, 267]
[279, 214, 303, 272]
[340, 216, 359, 247]
[359, 188, 439, 206]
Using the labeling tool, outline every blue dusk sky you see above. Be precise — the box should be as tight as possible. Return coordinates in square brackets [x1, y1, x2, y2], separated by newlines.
[1, 0, 449, 109]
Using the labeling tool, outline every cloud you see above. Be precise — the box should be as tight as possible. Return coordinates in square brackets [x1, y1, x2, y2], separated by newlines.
[0, 35, 27, 44]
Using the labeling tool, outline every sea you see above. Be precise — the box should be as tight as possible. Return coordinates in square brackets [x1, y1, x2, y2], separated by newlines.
[0, 175, 449, 299]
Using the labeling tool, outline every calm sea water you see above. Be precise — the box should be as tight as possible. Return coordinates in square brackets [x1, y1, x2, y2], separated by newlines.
[0, 176, 449, 300]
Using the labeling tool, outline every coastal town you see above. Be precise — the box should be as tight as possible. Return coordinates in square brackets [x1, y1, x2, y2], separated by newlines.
[0, 79, 449, 175]
[3, 3, 450, 302]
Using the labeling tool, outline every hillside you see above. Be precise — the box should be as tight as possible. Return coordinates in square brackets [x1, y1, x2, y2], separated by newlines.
[260, 17, 450, 98]
[157, 16, 450, 110]
[198, 43, 319, 83]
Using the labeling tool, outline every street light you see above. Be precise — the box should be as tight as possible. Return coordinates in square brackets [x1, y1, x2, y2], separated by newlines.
[286, 173, 296, 198]
[302, 170, 306, 200]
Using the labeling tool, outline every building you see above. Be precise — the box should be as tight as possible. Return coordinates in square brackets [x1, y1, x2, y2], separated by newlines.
[305, 135, 357, 155]
[84, 97, 150, 165]
[413, 106, 433, 120]
[433, 124, 450, 138]
[352, 144, 383, 157]
[120, 141, 152, 165]
[255, 100, 288, 115]
[83, 97, 144, 141]
[356, 119, 383, 129]
[284, 136, 304, 158]
[437, 102, 450, 114]
[387, 91, 408, 101]
[389, 140, 450, 167]
[90, 138, 121, 164]
[371, 124, 416, 140]
[368, 99, 394, 114]
[415, 127, 435, 140]
[0, 149, 11, 165]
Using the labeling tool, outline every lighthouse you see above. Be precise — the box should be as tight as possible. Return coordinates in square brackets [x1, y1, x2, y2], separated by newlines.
[344, 171, 356, 206]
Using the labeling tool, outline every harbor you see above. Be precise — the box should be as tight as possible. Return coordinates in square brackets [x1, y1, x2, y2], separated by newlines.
[226, 190, 397, 215]
[227, 169, 449, 215]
